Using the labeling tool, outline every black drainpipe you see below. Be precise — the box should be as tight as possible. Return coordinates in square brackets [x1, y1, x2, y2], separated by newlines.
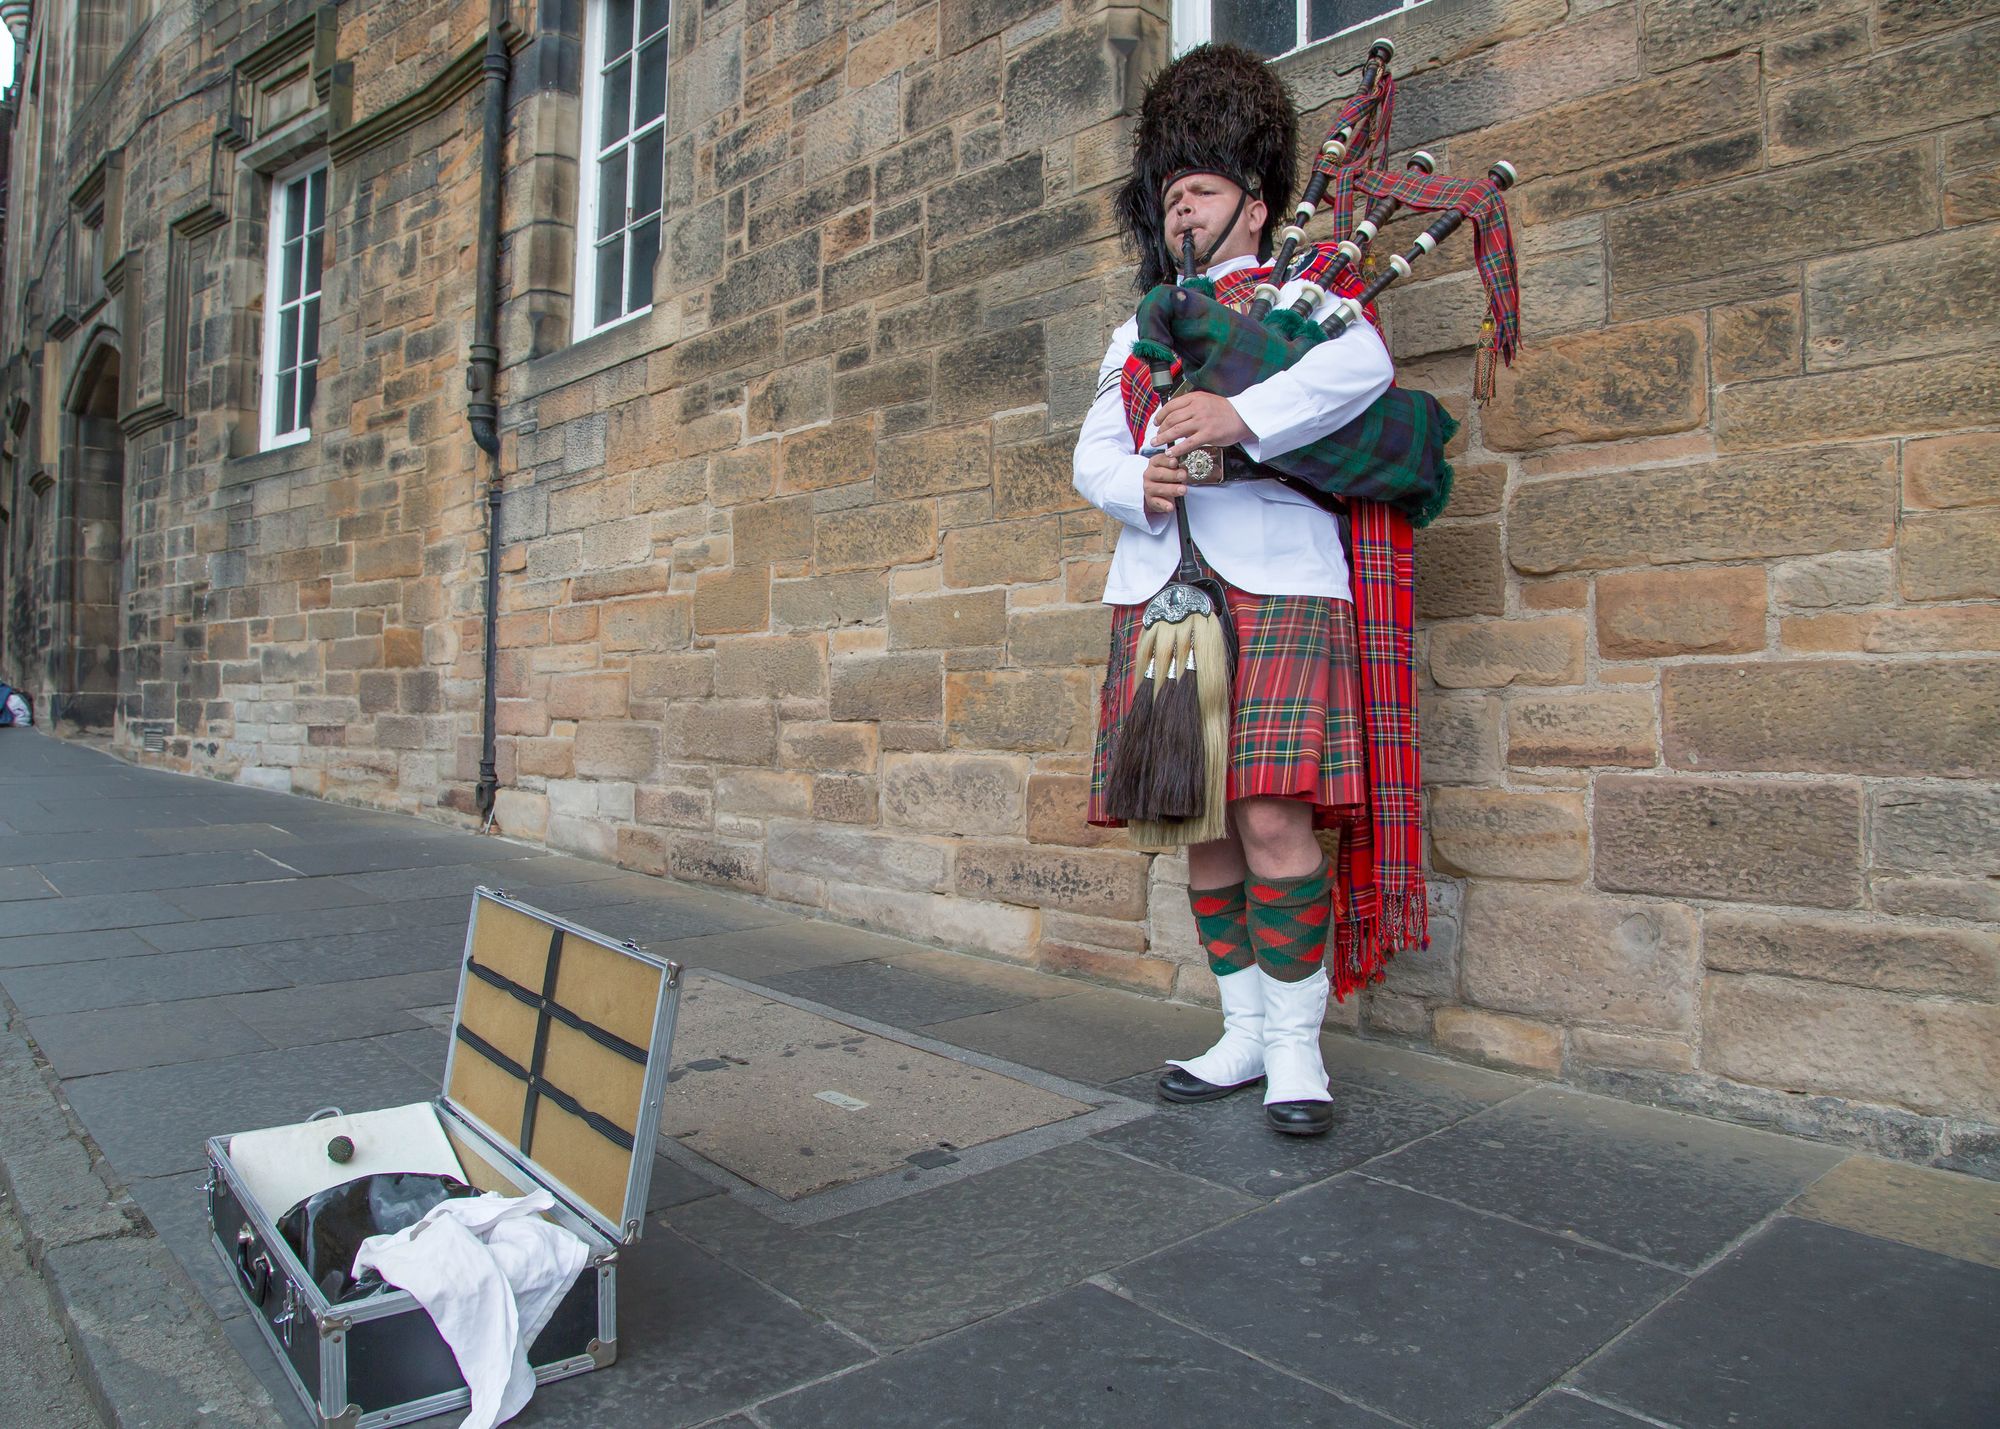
[469, 0, 508, 822]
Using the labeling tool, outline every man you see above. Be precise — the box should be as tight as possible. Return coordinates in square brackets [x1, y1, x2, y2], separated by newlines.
[1072, 44, 1393, 1137]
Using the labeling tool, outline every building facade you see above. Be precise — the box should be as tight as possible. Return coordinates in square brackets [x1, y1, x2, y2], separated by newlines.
[1, 0, 1995, 1168]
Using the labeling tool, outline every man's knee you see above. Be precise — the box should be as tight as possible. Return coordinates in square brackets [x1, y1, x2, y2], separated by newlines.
[1232, 797, 1312, 856]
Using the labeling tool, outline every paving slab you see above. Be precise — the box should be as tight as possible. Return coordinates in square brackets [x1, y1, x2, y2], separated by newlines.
[218, 968, 462, 1049]
[1096, 1075, 1473, 1199]
[1503, 1390, 1661, 1428]
[1115, 1175, 1684, 1429]
[1576, 1216, 2000, 1429]
[924, 985, 1225, 1087]
[669, 1140, 1258, 1348]
[762, 957, 1047, 1028]
[662, 976, 1090, 1200]
[0, 891, 190, 938]
[264, 925, 468, 984]
[156, 874, 378, 919]
[37, 851, 302, 897]
[0, 866, 56, 900]
[501, 1230, 871, 1428]
[1791, 1153, 2000, 1269]
[2, 798, 227, 833]
[138, 823, 306, 855]
[1364, 1085, 1843, 1270]
[123, 1171, 246, 1324]
[0, 831, 175, 867]
[134, 899, 439, 952]
[62, 1038, 439, 1179]
[758, 1283, 1394, 1428]
[1321, 1033, 1531, 1115]
[565, 895, 803, 948]
[0, 1189, 105, 1429]
[0, 1022, 135, 1251]
[0, 946, 289, 1015]
[26, 1001, 275, 1078]
[657, 919, 905, 982]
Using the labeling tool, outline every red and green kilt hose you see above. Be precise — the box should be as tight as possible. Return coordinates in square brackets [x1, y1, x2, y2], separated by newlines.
[1088, 547, 1365, 829]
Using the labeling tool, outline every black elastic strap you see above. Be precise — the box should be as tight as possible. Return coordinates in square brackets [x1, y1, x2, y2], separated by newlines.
[464, 959, 647, 1064]
[454, 1024, 637, 1152]
[518, 928, 565, 1153]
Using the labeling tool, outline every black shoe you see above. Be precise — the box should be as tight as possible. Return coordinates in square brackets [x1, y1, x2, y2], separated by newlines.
[1158, 1067, 1265, 1104]
[1265, 1100, 1335, 1136]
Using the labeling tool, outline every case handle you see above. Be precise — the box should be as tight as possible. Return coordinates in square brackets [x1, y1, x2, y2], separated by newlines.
[235, 1225, 272, 1304]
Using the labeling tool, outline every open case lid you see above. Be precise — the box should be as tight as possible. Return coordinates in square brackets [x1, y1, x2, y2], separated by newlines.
[442, 887, 682, 1245]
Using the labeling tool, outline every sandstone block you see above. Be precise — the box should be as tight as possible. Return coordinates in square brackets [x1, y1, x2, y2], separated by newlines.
[1770, 24, 2000, 165]
[1415, 522, 1505, 620]
[955, 842, 1148, 920]
[1428, 788, 1588, 881]
[1507, 691, 1657, 768]
[773, 571, 887, 629]
[1664, 660, 2000, 778]
[1641, 0, 1862, 69]
[1508, 446, 1895, 574]
[1482, 315, 1707, 452]
[1432, 1006, 1562, 1074]
[1596, 566, 1766, 659]
[1805, 226, 2000, 371]
[767, 820, 947, 892]
[669, 701, 779, 765]
[748, 365, 831, 439]
[1462, 883, 1700, 1032]
[1566, 1026, 1696, 1075]
[1447, 462, 1507, 520]
[1044, 911, 1149, 956]
[876, 424, 993, 499]
[1387, 7, 1636, 149]
[813, 776, 879, 825]
[822, 231, 925, 313]
[831, 652, 943, 722]
[994, 434, 1086, 520]
[714, 636, 825, 699]
[1007, 606, 1112, 667]
[1873, 875, 2000, 925]
[1781, 608, 2000, 655]
[1420, 694, 1502, 783]
[1703, 973, 1999, 1122]
[943, 516, 1061, 587]
[733, 497, 814, 564]
[1717, 350, 2000, 452]
[881, 752, 1027, 834]
[631, 653, 713, 700]
[946, 670, 1094, 751]
[715, 769, 812, 817]
[354, 534, 423, 581]
[545, 671, 628, 723]
[889, 590, 1008, 650]
[602, 595, 692, 653]
[636, 783, 711, 829]
[1712, 297, 1800, 382]
[1429, 618, 1585, 689]
[1947, 166, 2000, 226]
[1905, 433, 2000, 511]
[1871, 784, 2000, 877]
[1594, 774, 1862, 908]
[1770, 550, 1893, 609]
[669, 834, 765, 893]
[815, 500, 938, 574]
[574, 722, 661, 780]
[1037, 942, 1176, 997]
[825, 883, 1040, 962]
[693, 567, 771, 635]
[1707, 910, 1997, 1000]
[1900, 510, 2000, 601]
[1026, 774, 1126, 848]
[934, 325, 1045, 424]
[1514, 132, 1763, 229]
[781, 417, 876, 492]
[1607, 144, 1935, 289]
[778, 721, 878, 773]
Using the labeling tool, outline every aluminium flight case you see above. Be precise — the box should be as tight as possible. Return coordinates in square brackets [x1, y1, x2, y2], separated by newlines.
[205, 887, 683, 1428]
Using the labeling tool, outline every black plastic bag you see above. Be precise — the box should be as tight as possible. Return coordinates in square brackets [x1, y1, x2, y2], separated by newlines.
[278, 1173, 477, 1302]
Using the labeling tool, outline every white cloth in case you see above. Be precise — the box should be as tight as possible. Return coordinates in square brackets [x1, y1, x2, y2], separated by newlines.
[353, 1190, 590, 1429]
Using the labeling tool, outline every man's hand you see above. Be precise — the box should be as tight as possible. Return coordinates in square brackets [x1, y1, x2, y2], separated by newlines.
[1155, 391, 1252, 457]
[1142, 451, 1188, 515]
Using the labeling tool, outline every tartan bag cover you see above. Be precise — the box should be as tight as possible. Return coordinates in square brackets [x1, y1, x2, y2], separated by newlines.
[1117, 249, 1430, 992]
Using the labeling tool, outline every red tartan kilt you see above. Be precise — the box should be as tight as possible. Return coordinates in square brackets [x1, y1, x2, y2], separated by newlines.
[1088, 563, 1366, 829]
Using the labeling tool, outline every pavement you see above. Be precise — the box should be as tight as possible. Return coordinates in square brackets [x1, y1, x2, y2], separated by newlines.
[0, 727, 1996, 1429]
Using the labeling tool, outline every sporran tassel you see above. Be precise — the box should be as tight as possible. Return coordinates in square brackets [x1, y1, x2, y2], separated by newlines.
[1103, 646, 1159, 821]
[1473, 315, 1498, 405]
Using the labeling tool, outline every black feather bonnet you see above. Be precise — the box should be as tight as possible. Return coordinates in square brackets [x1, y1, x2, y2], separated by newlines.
[1115, 43, 1300, 293]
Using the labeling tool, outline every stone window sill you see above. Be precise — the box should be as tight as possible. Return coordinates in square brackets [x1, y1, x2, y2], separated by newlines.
[220, 439, 319, 488]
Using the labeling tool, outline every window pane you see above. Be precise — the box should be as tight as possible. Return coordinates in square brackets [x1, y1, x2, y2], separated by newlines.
[281, 240, 303, 304]
[280, 307, 300, 371]
[304, 229, 325, 295]
[1212, 0, 1296, 56]
[639, 0, 668, 42]
[635, 37, 667, 127]
[607, 0, 635, 56]
[284, 177, 307, 240]
[627, 216, 660, 312]
[600, 58, 632, 145]
[597, 150, 628, 238]
[307, 167, 326, 229]
[278, 370, 298, 433]
[595, 236, 626, 327]
[298, 364, 317, 427]
[631, 128, 664, 219]
[300, 297, 321, 364]
[1310, 0, 1399, 41]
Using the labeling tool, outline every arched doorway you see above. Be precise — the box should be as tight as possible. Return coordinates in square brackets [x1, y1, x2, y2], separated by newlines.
[57, 340, 124, 729]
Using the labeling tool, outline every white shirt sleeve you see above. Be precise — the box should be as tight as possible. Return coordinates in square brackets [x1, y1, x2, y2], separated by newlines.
[1230, 313, 1395, 464]
[1073, 322, 1171, 535]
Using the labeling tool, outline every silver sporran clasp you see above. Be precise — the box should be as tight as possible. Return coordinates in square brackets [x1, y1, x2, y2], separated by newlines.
[1143, 581, 1217, 627]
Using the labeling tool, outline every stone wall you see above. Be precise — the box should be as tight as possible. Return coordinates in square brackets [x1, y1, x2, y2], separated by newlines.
[1, 0, 1993, 1169]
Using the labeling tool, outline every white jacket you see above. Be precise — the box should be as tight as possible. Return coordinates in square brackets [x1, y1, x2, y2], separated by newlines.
[1072, 253, 1395, 605]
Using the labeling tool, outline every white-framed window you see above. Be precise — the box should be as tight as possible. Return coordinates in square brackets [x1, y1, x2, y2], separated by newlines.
[261, 157, 327, 450]
[1173, 0, 1429, 58]
[575, 0, 671, 339]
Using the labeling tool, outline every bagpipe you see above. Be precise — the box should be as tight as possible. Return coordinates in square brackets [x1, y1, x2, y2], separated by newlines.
[1107, 38, 1523, 853]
